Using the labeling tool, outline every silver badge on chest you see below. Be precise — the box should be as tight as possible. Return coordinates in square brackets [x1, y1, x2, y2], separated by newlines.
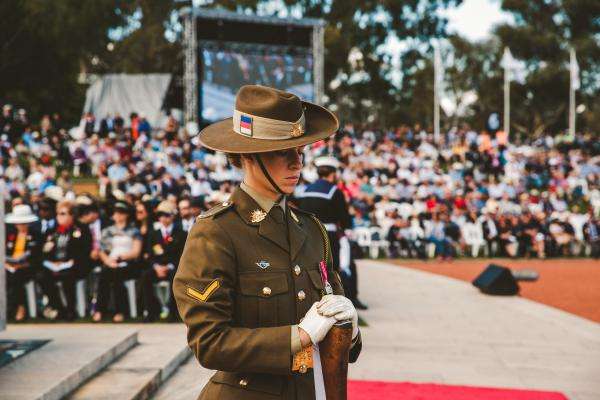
[256, 260, 270, 270]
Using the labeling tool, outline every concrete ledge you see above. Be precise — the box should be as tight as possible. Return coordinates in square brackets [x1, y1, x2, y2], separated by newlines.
[68, 324, 190, 400]
[0, 324, 138, 400]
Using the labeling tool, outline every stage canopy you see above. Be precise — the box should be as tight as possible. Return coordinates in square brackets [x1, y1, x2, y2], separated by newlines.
[83, 74, 171, 128]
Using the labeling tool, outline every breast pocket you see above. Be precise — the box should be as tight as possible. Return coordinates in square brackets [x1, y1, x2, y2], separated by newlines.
[238, 272, 289, 328]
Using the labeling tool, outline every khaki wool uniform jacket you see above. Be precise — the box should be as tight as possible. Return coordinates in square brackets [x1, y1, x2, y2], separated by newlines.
[174, 186, 362, 399]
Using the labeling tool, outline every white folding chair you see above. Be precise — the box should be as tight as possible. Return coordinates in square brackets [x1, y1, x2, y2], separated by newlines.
[369, 227, 390, 258]
[154, 281, 171, 319]
[124, 279, 138, 318]
[25, 280, 37, 318]
[56, 279, 86, 318]
[75, 280, 86, 318]
[354, 227, 373, 250]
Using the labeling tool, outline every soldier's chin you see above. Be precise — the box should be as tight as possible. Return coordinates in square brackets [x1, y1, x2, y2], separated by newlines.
[280, 182, 297, 194]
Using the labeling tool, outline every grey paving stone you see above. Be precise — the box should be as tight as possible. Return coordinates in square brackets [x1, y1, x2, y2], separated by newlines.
[68, 324, 190, 400]
[0, 324, 138, 400]
[350, 260, 600, 397]
[151, 356, 212, 400]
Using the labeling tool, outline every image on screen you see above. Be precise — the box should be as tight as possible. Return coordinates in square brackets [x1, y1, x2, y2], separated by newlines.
[201, 47, 313, 121]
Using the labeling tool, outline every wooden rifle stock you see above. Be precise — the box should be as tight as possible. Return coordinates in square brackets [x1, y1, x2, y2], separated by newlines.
[319, 320, 353, 400]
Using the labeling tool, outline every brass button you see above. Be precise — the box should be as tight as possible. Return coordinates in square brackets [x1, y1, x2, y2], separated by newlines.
[299, 365, 308, 374]
[239, 378, 248, 387]
[294, 265, 301, 276]
[262, 287, 272, 296]
[222, 201, 230, 207]
[297, 290, 306, 301]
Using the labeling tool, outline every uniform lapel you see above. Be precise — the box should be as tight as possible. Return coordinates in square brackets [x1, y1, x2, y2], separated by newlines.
[258, 213, 289, 253]
[231, 187, 290, 253]
[287, 208, 307, 261]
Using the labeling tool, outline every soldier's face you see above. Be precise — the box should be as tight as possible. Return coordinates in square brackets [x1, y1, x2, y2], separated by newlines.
[247, 146, 304, 195]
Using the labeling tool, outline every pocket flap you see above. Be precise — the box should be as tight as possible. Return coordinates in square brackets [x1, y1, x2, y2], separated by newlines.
[239, 272, 288, 297]
[210, 371, 284, 395]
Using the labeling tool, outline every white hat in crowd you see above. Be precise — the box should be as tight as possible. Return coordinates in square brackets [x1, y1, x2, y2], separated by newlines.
[6, 204, 39, 224]
[156, 200, 177, 216]
[314, 156, 340, 169]
[44, 186, 64, 202]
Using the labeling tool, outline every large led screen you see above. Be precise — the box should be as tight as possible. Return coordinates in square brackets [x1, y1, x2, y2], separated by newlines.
[201, 48, 313, 121]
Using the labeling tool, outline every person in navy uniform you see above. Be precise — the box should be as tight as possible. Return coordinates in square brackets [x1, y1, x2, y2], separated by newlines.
[5, 204, 42, 321]
[295, 156, 367, 310]
[141, 200, 186, 321]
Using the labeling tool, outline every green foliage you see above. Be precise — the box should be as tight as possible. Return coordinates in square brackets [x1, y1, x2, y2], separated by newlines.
[0, 0, 133, 123]
[494, 0, 600, 133]
[2, 0, 597, 133]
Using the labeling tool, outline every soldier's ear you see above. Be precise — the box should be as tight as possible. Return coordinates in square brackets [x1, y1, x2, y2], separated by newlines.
[240, 154, 257, 169]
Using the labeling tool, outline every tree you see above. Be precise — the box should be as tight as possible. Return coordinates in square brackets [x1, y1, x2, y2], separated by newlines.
[0, 0, 134, 123]
[99, 1, 182, 74]
[494, 0, 600, 134]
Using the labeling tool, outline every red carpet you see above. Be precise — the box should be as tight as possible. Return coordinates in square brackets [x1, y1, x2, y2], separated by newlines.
[348, 380, 568, 400]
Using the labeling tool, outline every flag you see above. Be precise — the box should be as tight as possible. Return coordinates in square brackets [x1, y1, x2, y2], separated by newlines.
[434, 45, 444, 92]
[570, 48, 580, 91]
[501, 47, 526, 84]
[239, 115, 253, 136]
[500, 47, 515, 73]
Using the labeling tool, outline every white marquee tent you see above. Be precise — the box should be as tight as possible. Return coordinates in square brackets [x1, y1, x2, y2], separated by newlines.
[83, 74, 172, 129]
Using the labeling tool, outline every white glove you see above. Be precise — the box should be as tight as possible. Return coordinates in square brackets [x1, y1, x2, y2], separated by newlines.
[316, 295, 359, 339]
[298, 302, 337, 345]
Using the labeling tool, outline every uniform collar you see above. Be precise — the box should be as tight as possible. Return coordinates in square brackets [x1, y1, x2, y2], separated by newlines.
[240, 181, 285, 213]
[231, 186, 306, 259]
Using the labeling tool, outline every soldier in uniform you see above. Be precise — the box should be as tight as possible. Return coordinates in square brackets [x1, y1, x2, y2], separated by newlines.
[174, 85, 361, 400]
[296, 156, 367, 310]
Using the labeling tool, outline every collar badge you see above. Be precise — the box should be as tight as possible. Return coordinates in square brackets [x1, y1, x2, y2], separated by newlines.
[290, 210, 299, 223]
[250, 209, 267, 223]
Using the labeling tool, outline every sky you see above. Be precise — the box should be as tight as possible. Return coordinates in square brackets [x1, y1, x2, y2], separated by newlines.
[442, 0, 513, 42]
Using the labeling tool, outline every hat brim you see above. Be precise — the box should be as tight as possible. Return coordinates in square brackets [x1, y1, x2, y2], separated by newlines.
[6, 215, 38, 224]
[198, 101, 338, 154]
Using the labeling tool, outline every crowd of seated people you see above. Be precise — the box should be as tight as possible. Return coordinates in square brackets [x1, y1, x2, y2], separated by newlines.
[2, 101, 600, 321]
[4, 192, 196, 322]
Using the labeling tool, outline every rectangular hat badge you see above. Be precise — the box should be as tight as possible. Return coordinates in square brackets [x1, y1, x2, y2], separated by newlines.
[240, 115, 253, 137]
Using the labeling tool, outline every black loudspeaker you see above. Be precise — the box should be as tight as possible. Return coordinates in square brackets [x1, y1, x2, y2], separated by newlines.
[472, 264, 520, 295]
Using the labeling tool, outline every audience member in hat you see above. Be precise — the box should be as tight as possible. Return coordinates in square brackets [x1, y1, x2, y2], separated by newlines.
[5, 205, 42, 321]
[94, 201, 143, 322]
[141, 200, 186, 322]
[37, 200, 92, 320]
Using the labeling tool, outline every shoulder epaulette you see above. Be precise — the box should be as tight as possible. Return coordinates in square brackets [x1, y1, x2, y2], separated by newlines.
[196, 201, 234, 221]
[289, 205, 314, 217]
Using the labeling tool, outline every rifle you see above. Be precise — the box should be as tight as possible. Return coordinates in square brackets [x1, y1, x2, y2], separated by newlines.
[319, 320, 353, 400]
[311, 215, 354, 399]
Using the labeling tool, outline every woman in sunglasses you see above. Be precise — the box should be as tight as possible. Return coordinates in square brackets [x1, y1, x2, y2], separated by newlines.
[38, 200, 92, 320]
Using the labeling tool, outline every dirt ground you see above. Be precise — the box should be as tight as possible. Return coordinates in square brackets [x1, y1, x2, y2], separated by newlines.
[387, 258, 600, 323]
